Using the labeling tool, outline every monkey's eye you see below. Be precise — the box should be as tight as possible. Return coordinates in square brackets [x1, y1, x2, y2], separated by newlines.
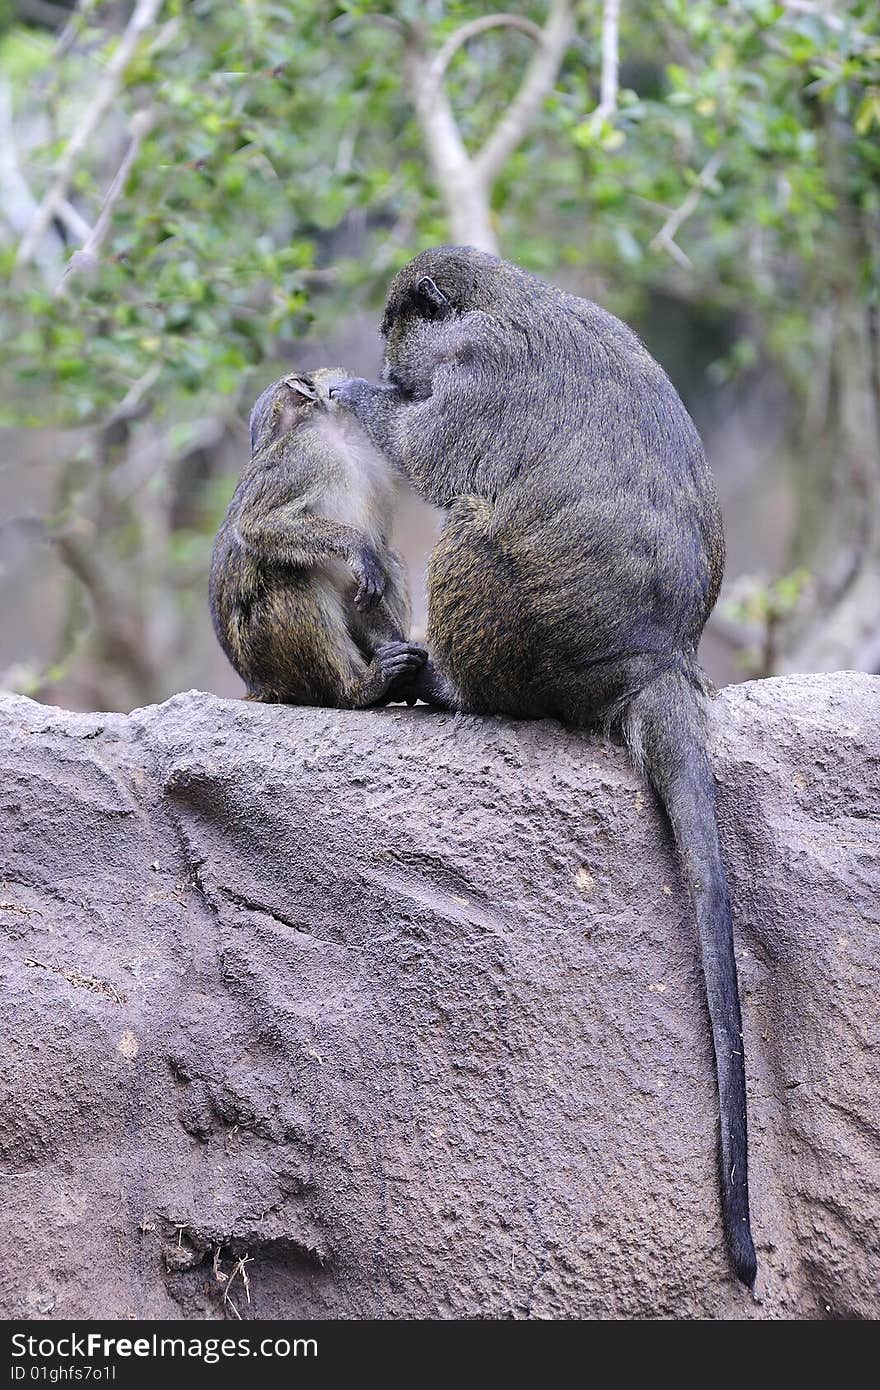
[412, 275, 452, 322]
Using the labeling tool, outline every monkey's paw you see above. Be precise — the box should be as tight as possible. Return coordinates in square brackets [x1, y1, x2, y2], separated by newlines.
[353, 548, 387, 611]
[329, 377, 373, 414]
[375, 641, 427, 685]
[385, 642, 429, 706]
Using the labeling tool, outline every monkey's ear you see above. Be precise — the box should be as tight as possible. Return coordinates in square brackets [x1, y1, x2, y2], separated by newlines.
[283, 375, 319, 400]
[412, 276, 452, 322]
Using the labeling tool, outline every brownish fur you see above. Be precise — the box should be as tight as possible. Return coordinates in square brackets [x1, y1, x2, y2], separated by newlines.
[209, 368, 423, 707]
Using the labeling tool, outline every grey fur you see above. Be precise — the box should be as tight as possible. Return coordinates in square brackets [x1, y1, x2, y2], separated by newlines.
[332, 246, 757, 1288]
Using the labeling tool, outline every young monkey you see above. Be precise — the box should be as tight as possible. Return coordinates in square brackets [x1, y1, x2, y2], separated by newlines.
[209, 368, 425, 707]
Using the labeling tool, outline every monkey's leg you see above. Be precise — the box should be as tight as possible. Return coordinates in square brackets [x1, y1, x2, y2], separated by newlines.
[376, 548, 412, 640]
[344, 642, 427, 709]
[347, 548, 428, 705]
[239, 509, 387, 610]
[623, 668, 757, 1289]
[349, 549, 412, 649]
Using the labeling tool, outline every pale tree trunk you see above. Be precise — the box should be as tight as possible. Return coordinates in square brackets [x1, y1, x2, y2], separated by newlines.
[403, 1, 579, 253]
[405, 48, 498, 251]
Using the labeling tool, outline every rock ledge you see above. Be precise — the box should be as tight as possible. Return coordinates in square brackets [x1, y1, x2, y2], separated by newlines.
[0, 673, 877, 1319]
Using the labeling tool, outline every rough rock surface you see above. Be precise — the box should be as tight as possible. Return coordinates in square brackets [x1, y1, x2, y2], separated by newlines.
[0, 673, 877, 1321]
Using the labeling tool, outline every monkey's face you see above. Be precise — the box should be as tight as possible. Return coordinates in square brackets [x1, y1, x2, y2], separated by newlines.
[379, 245, 501, 394]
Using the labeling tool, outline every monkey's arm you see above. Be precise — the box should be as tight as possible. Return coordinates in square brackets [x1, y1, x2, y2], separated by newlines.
[238, 506, 386, 610]
[333, 315, 506, 506]
[332, 377, 487, 507]
[329, 380, 405, 460]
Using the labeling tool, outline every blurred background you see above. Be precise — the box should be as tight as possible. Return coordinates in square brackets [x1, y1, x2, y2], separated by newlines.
[0, 0, 877, 712]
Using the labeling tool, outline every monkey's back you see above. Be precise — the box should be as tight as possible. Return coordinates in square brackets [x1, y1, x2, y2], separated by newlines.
[422, 292, 724, 721]
[378, 244, 756, 1286]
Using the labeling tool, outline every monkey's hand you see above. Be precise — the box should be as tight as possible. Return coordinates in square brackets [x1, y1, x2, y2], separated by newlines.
[331, 378, 407, 459]
[331, 377, 400, 414]
[351, 546, 387, 611]
[330, 377, 375, 414]
[390, 657, 457, 710]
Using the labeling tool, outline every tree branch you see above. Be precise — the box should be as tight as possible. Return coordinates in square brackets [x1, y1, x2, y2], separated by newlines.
[105, 363, 162, 432]
[474, 0, 576, 186]
[0, 80, 63, 281]
[55, 0, 102, 59]
[15, 0, 163, 272]
[406, 34, 499, 251]
[56, 199, 93, 243]
[429, 14, 543, 86]
[401, 1, 576, 251]
[56, 109, 156, 295]
[650, 149, 724, 266]
[593, 0, 620, 122]
[53, 522, 158, 692]
[0, 85, 95, 253]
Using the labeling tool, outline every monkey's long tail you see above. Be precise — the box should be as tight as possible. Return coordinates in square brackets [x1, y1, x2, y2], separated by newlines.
[622, 666, 757, 1290]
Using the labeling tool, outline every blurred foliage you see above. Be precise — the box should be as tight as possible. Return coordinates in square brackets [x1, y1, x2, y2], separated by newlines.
[723, 566, 812, 674]
[0, 0, 878, 705]
[1, 0, 878, 423]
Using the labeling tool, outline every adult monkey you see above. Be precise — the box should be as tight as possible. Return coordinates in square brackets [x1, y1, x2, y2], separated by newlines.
[331, 245, 757, 1288]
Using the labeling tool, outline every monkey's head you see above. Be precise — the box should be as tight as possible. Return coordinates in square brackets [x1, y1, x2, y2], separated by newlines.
[379, 246, 506, 393]
[249, 368, 347, 454]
